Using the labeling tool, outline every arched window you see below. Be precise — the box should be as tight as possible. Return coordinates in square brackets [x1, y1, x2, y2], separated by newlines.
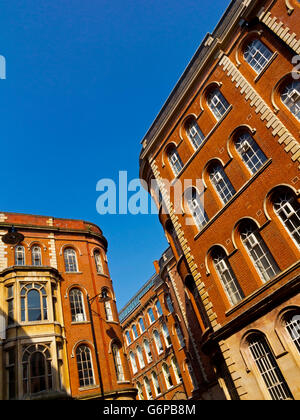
[94, 250, 104, 274]
[161, 321, 172, 348]
[64, 248, 78, 272]
[272, 189, 300, 248]
[207, 89, 230, 121]
[136, 381, 144, 400]
[144, 339, 152, 363]
[137, 345, 145, 369]
[175, 323, 185, 348]
[244, 39, 272, 74]
[162, 363, 173, 389]
[281, 81, 300, 121]
[186, 120, 205, 149]
[125, 331, 132, 346]
[31, 246, 42, 266]
[144, 376, 153, 400]
[165, 219, 182, 256]
[153, 330, 163, 355]
[112, 344, 125, 382]
[104, 301, 114, 322]
[283, 312, 300, 354]
[20, 283, 48, 322]
[185, 188, 209, 229]
[209, 164, 236, 204]
[165, 294, 174, 313]
[76, 345, 95, 388]
[15, 245, 25, 266]
[69, 289, 86, 323]
[240, 222, 280, 282]
[235, 132, 267, 174]
[171, 357, 182, 384]
[132, 324, 138, 339]
[139, 318, 146, 334]
[247, 334, 293, 400]
[211, 247, 244, 306]
[151, 371, 161, 396]
[22, 344, 52, 395]
[167, 146, 183, 176]
[147, 308, 155, 325]
[130, 351, 138, 374]
[155, 300, 163, 317]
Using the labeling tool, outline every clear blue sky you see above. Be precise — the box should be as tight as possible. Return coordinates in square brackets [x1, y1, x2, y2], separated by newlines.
[0, 0, 230, 310]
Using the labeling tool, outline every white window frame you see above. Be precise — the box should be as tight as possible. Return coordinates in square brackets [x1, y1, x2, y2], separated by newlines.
[273, 191, 300, 249]
[244, 39, 273, 74]
[209, 165, 236, 205]
[186, 120, 205, 149]
[168, 148, 183, 176]
[207, 90, 230, 121]
[235, 133, 267, 175]
[281, 81, 300, 121]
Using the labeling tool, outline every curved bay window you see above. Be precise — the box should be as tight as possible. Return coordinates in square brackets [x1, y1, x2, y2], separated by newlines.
[64, 248, 78, 272]
[272, 188, 300, 248]
[69, 288, 86, 323]
[247, 334, 293, 400]
[22, 344, 52, 396]
[211, 247, 244, 306]
[21, 283, 48, 322]
[76, 345, 95, 388]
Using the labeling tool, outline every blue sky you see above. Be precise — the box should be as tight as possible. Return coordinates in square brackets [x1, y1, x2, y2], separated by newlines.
[0, 0, 230, 310]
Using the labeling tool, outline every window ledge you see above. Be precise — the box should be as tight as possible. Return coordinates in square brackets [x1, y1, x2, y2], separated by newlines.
[78, 385, 99, 392]
[117, 380, 131, 385]
[71, 321, 90, 325]
[65, 271, 83, 275]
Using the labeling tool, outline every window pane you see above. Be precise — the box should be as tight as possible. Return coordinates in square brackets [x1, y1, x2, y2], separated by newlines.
[236, 133, 267, 174]
[281, 81, 300, 121]
[244, 40, 272, 74]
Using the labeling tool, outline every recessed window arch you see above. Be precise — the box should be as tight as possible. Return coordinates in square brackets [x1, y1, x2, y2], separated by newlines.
[153, 330, 164, 355]
[171, 356, 182, 384]
[165, 294, 174, 313]
[22, 344, 52, 395]
[147, 307, 155, 325]
[132, 324, 139, 340]
[143, 339, 152, 363]
[244, 39, 273, 74]
[136, 345, 145, 369]
[20, 283, 48, 322]
[162, 363, 173, 389]
[125, 331, 132, 346]
[155, 300, 163, 317]
[15, 245, 25, 266]
[112, 343, 125, 382]
[76, 344, 95, 388]
[281, 80, 300, 121]
[104, 300, 114, 322]
[151, 371, 161, 396]
[282, 311, 300, 354]
[138, 317, 146, 334]
[94, 249, 104, 274]
[184, 187, 209, 230]
[129, 351, 138, 374]
[207, 89, 230, 121]
[64, 248, 78, 272]
[185, 118, 205, 150]
[207, 163, 236, 205]
[166, 145, 184, 176]
[175, 322, 185, 348]
[235, 132, 267, 175]
[161, 321, 172, 348]
[246, 333, 293, 400]
[31, 245, 42, 266]
[210, 246, 244, 306]
[271, 187, 300, 249]
[69, 288, 86, 323]
[165, 219, 182, 257]
[238, 220, 280, 283]
[144, 376, 153, 399]
[136, 381, 144, 400]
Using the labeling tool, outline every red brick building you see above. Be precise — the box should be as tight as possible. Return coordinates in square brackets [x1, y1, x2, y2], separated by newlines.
[140, 0, 300, 400]
[119, 247, 226, 400]
[0, 212, 136, 400]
